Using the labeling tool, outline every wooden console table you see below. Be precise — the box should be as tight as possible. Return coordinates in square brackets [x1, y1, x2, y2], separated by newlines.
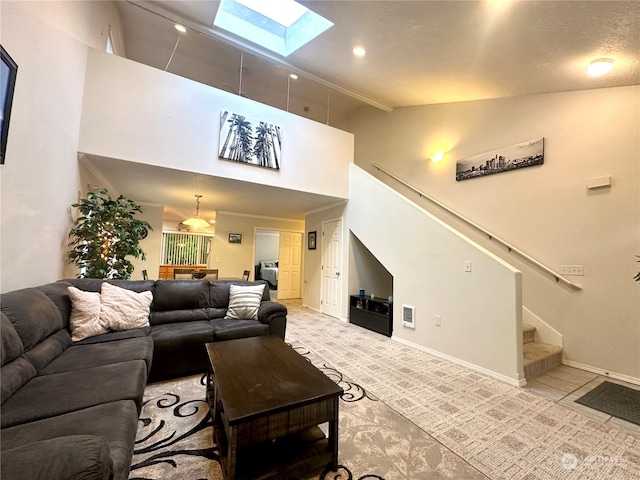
[206, 336, 342, 480]
[158, 264, 207, 279]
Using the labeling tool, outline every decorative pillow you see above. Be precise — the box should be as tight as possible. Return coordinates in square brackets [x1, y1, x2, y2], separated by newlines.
[67, 287, 109, 342]
[263, 261, 275, 268]
[100, 282, 152, 331]
[225, 284, 265, 320]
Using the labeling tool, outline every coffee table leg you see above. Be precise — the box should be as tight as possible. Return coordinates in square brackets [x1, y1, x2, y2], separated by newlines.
[227, 426, 237, 480]
[328, 399, 339, 470]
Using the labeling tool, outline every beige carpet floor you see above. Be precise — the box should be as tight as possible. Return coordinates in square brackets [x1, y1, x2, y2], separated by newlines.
[129, 342, 487, 479]
[128, 302, 640, 479]
[284, 301, 640, 480]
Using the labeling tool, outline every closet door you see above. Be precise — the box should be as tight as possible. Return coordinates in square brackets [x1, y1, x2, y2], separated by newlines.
[277, 231, 302, 299]
[321, 219, 342, 318]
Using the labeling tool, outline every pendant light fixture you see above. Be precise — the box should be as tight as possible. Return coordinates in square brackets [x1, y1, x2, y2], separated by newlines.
[182, 195, 210, 228]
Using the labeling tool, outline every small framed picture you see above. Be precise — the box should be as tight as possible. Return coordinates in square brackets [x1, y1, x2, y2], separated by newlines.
[308, 231, 317, 250]
[228, 233, 243, 244]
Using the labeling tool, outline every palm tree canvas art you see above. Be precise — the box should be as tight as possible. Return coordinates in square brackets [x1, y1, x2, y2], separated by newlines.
[218, 111, 282, 170]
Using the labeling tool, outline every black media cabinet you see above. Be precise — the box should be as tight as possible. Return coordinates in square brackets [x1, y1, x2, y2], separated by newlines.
[349, 295, 392, 337]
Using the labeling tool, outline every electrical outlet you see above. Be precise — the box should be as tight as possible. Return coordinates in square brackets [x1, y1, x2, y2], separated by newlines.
[464, 261, 472, 272]
[560, 265, 584, 276]
[435, 315, 441, 326]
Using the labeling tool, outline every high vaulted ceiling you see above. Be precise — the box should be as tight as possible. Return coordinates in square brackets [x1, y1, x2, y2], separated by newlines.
[94, 0, 639, 225]
[121, 1, 640, 110]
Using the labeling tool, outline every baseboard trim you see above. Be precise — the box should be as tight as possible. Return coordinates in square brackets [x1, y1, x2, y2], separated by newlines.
[392, 336, 527, 387]
[562, 359, 640, 386]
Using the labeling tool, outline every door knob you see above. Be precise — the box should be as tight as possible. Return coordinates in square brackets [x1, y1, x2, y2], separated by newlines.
[336, 272, 341, 276]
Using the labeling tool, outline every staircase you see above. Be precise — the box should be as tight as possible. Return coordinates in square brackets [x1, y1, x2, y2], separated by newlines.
[523, 324, 563, 381]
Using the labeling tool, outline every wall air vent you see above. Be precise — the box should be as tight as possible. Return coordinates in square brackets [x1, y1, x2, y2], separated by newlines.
[402, 305, 415, 328]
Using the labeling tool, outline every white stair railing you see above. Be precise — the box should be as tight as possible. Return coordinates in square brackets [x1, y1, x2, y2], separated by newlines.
[372, 163, 582, 291]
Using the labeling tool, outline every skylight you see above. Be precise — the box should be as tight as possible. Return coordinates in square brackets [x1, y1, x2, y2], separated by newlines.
[214, 0, 334, 57]
[235, 0, 307, 27]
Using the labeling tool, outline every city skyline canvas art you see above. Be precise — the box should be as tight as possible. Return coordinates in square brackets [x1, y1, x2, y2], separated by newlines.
[218, 111, 281, 170]
[456, 138, 544, 181]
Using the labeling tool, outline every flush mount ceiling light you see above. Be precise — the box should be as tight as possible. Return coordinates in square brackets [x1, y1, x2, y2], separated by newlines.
[289, 73, 298, 80]
[182, 195, 210, 228]
[587, 58, 614, 77]
[174, 24, 187, 33]
[214, 0, 333, 57]
[353, 46, 366, 57]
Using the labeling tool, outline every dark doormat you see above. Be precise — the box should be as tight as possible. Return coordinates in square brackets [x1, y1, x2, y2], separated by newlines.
[575, 381, 640, 426]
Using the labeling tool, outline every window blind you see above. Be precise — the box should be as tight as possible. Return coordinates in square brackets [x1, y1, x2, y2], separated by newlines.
[161, 232, 212, 265]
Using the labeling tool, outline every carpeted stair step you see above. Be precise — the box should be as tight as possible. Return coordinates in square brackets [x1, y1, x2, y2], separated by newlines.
[522, 324, 536, 344]
[523, 341, 563, 380]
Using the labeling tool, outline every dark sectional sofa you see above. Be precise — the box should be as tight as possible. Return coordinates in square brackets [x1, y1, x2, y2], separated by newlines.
[0, 278, 287, 480]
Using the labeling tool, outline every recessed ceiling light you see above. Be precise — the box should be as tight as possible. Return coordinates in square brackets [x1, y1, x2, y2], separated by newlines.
[175, 24, 187, 33]
[353, 46, 366, 57]
[587, 58, 614, 76]
[289, 73, 298, 80]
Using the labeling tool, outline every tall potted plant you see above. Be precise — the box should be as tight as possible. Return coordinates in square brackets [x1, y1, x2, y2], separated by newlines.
[68, 188, 151, 279]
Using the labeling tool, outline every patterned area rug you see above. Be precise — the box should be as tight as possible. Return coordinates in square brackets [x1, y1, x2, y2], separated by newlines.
[285, 303, 640, 480]
[128, 303, 640, 479]
[129, 342, 487, 480]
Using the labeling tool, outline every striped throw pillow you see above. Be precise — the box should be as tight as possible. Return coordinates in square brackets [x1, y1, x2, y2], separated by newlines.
[225, 284, 265, 320]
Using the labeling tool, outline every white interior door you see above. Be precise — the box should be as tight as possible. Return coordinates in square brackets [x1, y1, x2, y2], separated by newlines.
[277, 231, 302, 299]
[321, 219, 342, 318]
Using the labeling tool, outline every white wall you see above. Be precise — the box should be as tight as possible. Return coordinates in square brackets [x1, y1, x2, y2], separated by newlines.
[345, 165, 524, 384]
[349, 233, 393, 301]
[255, 230, 280, 264]
[0, 1, 123, 292]
[213, 213, 304, 280]
[78, 49, 353, 201]
[348, 86, 640, 381]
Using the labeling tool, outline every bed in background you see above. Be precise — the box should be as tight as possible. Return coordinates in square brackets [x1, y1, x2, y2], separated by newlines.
[256, 260, 278, 288]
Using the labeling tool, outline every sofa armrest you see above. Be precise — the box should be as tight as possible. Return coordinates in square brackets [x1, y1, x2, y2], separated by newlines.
[1, 435, 113, 480]
[257, 301, 287, 339]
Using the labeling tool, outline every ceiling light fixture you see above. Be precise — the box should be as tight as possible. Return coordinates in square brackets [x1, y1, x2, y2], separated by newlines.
[289, 73, 298, 80]
[587, 58, 614, 77]
[175, 24, 187, 33]
[431, 151, 445, 163]
[182, 195, 210, 228]
[353, 46, 366, 57]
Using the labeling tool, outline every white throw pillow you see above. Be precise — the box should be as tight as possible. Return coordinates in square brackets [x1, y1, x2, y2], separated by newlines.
[225, 284, 265, 320]
[263, 261, 275, 268]
[67, 286, 109, 342]
[100, 282, 152, 331]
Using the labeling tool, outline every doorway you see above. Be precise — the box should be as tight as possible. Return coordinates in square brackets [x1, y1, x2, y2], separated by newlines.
[254, 229, 302, 300]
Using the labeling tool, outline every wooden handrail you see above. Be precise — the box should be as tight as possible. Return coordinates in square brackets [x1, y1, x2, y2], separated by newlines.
[372, 163, 582, 290]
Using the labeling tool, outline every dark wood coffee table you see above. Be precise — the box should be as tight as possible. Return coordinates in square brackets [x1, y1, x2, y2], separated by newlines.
[206, 336, 343, 480]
